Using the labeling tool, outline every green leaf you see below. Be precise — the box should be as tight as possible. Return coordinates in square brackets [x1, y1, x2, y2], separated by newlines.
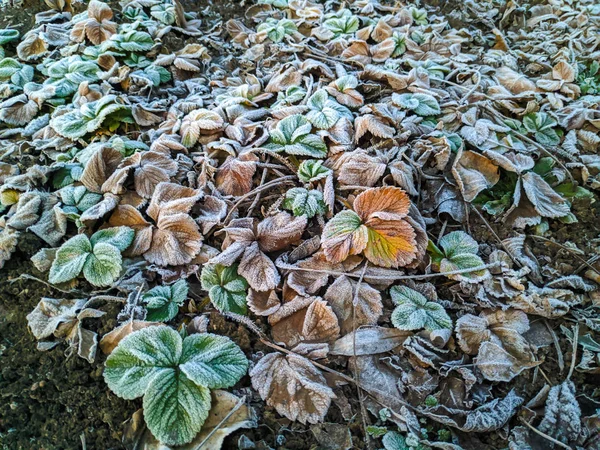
[90, 226, 135, 251]
[104, 327, 247, 445]
[48, 234, 91, 284]
[143, 369, 211, 446]
[200, 264, 248, 315]
[297, 159, 332, 183]
[265, 114, 327, 157]
[439, 231, 479, 258]
[82, 242, 122, 287]
[382, 431, 409, 450]
[390, 285, 451, 331]
[104, 326, 181, 399]
[0, 29, 19, 45]
[306, 89, 352, 129]
[179, 333, 249, 389]
[143, 280, 189, 322]
[116, 31, 154, 52]
[429, 231, 489, 283]
[392, 93, 440, 116]
[283, 187, 326, 218]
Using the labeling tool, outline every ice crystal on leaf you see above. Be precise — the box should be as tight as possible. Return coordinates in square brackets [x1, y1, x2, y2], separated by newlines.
[322, 186, 418, 268]
[104, 326, 248, 446]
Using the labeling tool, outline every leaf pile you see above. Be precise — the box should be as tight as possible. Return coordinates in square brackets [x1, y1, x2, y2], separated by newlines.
[3, 0, 600, 447]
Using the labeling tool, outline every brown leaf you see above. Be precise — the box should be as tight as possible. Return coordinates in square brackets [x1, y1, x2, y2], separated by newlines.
[324, 276, 382, 334]
[250, 352, 335, 424]
[257, 212, 307, 253]
[238, 241, 280, 291]
[80, 147, 123, 194]
[270, 297, 340, 348]
[99, 320, 158, 355]
[495, 67, 536, 94]
[215, 153, 258, 197]
[145, 213, 202, 266]
[452, 149, 500, 202]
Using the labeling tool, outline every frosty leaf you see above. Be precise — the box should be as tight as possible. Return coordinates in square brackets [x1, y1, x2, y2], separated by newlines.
[105, 327, 247, 446]
[110, 30, 154, 52]
[257, 18, 297, 43]
[321, 210, 368, 263]
[324, 276, 382, 334]
[180, 109, 224, 148]
[99, 321, 159, 355]
[70, 0, 117, 45]
[322, 187, 418, 268]
[382, 431, 409, 450]
[455, 310, 535, 381]
[538, 380, 581, 446]
[0, 29, 19, 45]
[461, 389, 523, 432]
[323, 12, 359, 37]
[522, 112, 560, 146]
[26, 297, 87, 340]
[90, 226, 135, 251]
[143, 370, 211, 447]
[306, 89, 352, 130]
[200, 264, 248, 315]
[428, 231, 489, 283]
[82, 242, 122, 287]
[51, 95, 130, 139]
[330, 326, 409, 356]
[143, 280, 188, 322]
[451, 150, 500, 203]
[48, 234, 91, 284]
[297, 159, 332, 183]
[392, 93, 440, 116]
[390, 286, 452, 331]
[0, 94, 39, 126]
[283, 187, 326, 218]
[250, 352, 335, 424]
[265, 114, 327, 158]
[521, 172, 570, 218]
[49, 227, 132, 286]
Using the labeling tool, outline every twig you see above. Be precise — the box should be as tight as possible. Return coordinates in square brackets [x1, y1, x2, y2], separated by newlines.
[196, 395, 247, 449]
[529, 235, 599, 276]
[352, 263, 372, 450]
[276, 261, 501, 281]
[222, 175, 296, 224]
[567, 323, 579, 381]
[10, 274, 83, 295]
[545, 320, 565, 373]
[519, 418, 574, 450]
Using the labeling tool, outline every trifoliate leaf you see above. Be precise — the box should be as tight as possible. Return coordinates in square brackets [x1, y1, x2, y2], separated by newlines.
[428, 231, 489, 283]
[297, 159, 332, 183]
[283, 187, 326, 218]
[200, 264, 248, 315]
[143, 280, 188, 322]
[105, 327, 247, 446]
[306, 89, 352, 130]
[264, 114, 327, 158]
[390, 286, 451, 331]
[392, 93, 440, 116]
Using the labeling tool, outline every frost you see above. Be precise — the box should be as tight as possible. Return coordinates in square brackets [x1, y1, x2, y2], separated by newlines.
[250, 352, 335, 424]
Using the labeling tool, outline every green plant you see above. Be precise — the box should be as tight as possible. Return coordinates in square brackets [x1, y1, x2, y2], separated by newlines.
[392, 93, 441, 116]
[264, 114, 327, 157]
[522, 112, 562, 146]
[143, 280, 188, 322]
[297, 159, 332, 183]
[59, 185, 102, 215]
[283, 187, 326, 218]
[51, 95, 132, 139]
[427, 231, 489, 283]
[43, 56, 100, 98]
[104, 326, 248, 445]
[577, 61, 600, 94]
[200, 264, 249, 315]
[390, 286, 451, 331]
[257, 18, 297, 43]
[49, 226, 134, 287]
[305, 89, 352, 129]
[323, 10, 359, 37]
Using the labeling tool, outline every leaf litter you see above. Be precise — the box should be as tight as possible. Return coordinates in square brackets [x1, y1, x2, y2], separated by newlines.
[0, 0, 598, 447]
